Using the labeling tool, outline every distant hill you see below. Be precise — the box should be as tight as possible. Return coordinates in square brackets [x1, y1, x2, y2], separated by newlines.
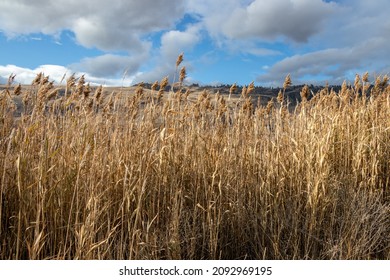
[135, 82, 343, 103]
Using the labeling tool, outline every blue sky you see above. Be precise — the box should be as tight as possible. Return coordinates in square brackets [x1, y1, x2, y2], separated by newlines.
[1, 0, 390, 86]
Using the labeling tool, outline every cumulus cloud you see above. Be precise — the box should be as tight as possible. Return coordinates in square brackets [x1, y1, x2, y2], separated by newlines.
[0, 1, 74, 36]
[226, 0, 335, 42]
[0, 64, 135, 86]
[0, 0, 188, 85]
[0, 0, 185, 51]
[70, 51, 149, 78]
[134, 25, 201, 83]
[1, 0, 390, 86]
[256, 0, 390, 85]
[187, 0, 335, 43]
[0, 64, 70, 85]
[257, 37, 390, 85]
[161, 26, 200, 62]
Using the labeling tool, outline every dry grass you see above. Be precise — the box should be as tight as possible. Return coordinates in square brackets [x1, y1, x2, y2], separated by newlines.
[0, 69, 389, 260]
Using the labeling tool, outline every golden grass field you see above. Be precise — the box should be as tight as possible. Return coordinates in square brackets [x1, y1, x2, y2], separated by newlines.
[0, 65, 389, 259]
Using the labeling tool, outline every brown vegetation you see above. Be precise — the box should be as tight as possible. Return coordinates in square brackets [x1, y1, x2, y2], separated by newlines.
[0, 68, 389, 259]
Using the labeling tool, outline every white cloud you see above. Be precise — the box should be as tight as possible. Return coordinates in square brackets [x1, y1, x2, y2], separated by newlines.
[0, 0, 189, 85]
[1, 0, 390, 86]
[0, 0, 188, 85]
[0, 64, 135, 86]
[0, 64, 70, 85]
[186, 0, 335, 43]
[161, 26, 200, 62]
[226, 0, 335, 42]
[256, 0, 390, 85]
[0, 1, 74, 36]
[70, 51, 149, 78]
[257, 37, 390, 85]
[134, 25, 201, 83]
[0, 0, 185, 51]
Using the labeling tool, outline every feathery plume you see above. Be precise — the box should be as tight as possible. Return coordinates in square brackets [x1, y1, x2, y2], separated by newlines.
[354, 74, 362, 93]
[13, 84, 22, 96]
[362, 72, 369, 83]
[179, 66, 186, 84]
[176, 53, 184, 68]
[94, 85, 103, 102]
[32, 73, 43, 85]
[151, 81, 159, 91]
[301, 85, 310, 101]
[7, 73, 16, 86]
[229, 83, 237, 95]
[247, 81, 255, 95]
[277, 90, 284, 104]
[229, 83, 237, 100]
[283, 74, 292, 90]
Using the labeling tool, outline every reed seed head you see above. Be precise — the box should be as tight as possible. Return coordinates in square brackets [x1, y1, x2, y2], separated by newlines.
[13, 83, 22, 96]
[67, 74, 76, 89]
[176, 53, 184, 68]
[47, 88, 59, 100]
[160, 76, 169, 90]
[136, 83, 144, 96]
[229, 83, 237, 95]
[247, 81, 255, 95]
[179, 66, 186, 83]
[277, 90, 284, 104]
[283, 74, 292, 90]
[42, 75, 50, 85]
[354, 74, 362, 93]
[363, 72, 369, 83]
[151, 81, 159, 91]
[301, 85, 310, 101]
[241, 86, 247, 98]
[7, 73, 16, 86]
[32, 73, 43, 85]
[94, 85, 103, 101]
[83, 83, 91, 98]
[266, 98, 274, 114]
